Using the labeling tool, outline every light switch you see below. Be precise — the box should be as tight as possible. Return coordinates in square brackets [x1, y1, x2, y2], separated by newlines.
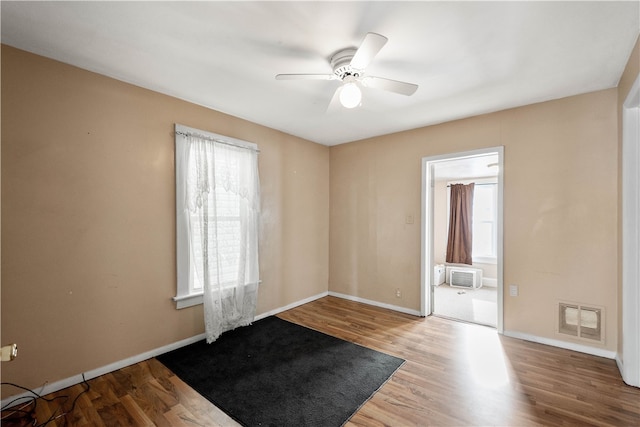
[405, 214, 414, 224]
[509, 284, 518, 297]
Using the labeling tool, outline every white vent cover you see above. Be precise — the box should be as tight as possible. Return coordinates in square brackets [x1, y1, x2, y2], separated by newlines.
[558, 302, 604, 343]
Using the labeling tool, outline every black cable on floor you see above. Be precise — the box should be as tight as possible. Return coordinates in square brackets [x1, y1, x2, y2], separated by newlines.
[1, 373, 90, 426]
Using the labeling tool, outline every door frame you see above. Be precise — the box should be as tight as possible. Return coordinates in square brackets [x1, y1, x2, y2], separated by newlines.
[621, 73, 640, 387]
[420, 146, 504, 333]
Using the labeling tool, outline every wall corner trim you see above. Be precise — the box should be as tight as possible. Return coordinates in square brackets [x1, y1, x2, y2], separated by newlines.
[503, 330, 617, 360]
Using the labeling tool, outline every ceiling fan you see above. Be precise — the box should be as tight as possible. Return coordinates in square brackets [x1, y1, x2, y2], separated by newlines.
[275, 33, 418, 110]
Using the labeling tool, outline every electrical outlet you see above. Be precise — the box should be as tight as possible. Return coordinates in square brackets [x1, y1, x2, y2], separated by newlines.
[1, 344, 18, 362]
[396, 288, 401, 298]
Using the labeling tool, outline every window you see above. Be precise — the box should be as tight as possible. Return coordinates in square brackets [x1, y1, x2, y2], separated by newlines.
[188, 158, 243, 292]
[472, 184, 498, 263]
[173, 124, 259, 309]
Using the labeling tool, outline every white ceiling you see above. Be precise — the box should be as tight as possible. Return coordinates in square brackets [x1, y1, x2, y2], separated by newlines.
[2, 1, 639, 146]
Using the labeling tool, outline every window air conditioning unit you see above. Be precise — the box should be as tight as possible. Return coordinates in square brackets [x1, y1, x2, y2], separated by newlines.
[446, 267, 483, 289]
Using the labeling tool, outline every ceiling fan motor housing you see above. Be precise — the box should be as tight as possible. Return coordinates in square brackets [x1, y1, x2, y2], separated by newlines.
[330, 48, 361, 80]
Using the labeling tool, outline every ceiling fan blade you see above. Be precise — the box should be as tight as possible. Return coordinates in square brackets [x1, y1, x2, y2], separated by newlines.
[326, 86, 343, 113]
[350, 32, 388, 70]
[362, 76, 418, 96]
[275, 74, 336, 80]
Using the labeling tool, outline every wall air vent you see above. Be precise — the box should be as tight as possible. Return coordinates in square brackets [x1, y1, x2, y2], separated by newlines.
[558, 302, 604, 343]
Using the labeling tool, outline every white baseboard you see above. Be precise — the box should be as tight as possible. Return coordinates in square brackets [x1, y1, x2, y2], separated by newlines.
[616, 353, 624, 374]
[0, 332, 206, 409]
[482, 278, 497, 288]
[503, 330, 617, 360]
[328, 291, 422, 316]
[12, 292, 617, 409]
[0, 291, 330, 409]
[615, 353, 640, 388]
[254, 291, 328, 321]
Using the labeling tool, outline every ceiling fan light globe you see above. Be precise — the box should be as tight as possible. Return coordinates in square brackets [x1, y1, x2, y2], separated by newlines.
[340, 83, 362, 109]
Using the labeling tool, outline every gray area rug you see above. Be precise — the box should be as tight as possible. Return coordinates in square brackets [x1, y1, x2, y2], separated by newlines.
[157, 316, 405, 427]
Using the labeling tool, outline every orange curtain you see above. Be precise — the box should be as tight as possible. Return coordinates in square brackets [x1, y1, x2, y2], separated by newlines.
[446, 183, 474, 265]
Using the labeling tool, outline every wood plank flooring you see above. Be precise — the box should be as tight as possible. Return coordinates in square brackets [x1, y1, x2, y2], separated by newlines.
[3, 296, 639, 426]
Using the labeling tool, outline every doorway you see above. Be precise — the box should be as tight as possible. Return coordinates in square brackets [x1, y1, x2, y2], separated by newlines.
[421, 147, 504, 332]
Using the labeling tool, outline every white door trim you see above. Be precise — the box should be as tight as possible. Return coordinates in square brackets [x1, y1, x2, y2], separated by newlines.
[621, 73, 640, 387]
[420, 147, 504, 333]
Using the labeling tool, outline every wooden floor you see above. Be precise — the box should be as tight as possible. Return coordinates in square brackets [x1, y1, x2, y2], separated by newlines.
[3, 296, 640, 426]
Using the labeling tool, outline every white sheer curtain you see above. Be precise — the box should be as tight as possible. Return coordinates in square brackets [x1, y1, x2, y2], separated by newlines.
[184, 134, 260, 343]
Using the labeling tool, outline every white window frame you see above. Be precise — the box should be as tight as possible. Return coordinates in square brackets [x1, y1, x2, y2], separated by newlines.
[173, 124, 258, 309]
[471, 181, 498, 264]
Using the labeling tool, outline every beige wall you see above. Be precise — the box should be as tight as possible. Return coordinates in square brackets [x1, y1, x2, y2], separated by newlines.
[617, 36, 640, 357]
[1, 46, 329, 392]
[330, 89, 619, 351]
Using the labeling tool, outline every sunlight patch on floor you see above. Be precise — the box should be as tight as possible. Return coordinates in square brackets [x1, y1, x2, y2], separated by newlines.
[464, 327, 510, 389]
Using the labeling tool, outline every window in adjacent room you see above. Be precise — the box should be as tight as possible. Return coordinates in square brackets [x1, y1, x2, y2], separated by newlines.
[472, 183, 497, 264]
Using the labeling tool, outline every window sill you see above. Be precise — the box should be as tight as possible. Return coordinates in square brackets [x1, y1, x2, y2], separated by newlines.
[173, 292, 204, 309]
[172, 280, 262, 309]
[472, 256, 497, 265]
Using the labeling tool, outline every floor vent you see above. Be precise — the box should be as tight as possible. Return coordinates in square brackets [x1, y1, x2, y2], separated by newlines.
[558, 302, 604, 343]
